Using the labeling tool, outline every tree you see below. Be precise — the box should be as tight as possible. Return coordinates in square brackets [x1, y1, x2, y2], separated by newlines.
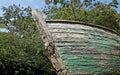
[1, 4, 37, 38]
[0, 17, 5, 28]
[44, 0, 120, 32]
[0, 17, 2, 23]
[0, 4, 56, 75]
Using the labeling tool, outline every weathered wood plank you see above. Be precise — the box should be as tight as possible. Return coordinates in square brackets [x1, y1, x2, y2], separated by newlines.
[32, 9, 67, 75]
[47, 21, 120, 74]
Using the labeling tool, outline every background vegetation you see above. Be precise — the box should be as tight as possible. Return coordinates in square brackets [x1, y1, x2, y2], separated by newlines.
[44, 0, 120, 32]
[0, 4, 56, 75]
[0, 0, 120, 75]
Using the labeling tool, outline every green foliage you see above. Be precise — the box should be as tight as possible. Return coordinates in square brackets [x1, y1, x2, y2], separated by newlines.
[0, 17, 5, 28]
[0, 17, 2, 23]
[1, 4, 37, 38]
[44, 0, 120, 32]
[88, 8, 120, 30]
[0, 32, 56, 75]
[0, 4, 56, 75]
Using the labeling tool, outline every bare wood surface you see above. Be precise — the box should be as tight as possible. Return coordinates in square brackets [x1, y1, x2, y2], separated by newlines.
[32, 9, 67, 75]
[46, 20, 120, 36]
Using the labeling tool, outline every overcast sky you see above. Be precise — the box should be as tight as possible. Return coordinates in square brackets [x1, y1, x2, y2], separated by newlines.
[0, 0, 120, 16]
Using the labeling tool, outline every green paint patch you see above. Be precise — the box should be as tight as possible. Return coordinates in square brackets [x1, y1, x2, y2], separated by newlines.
[68, 65, 103, 73]
[48, 22, 120, 74]
[61, 54, 94, 60]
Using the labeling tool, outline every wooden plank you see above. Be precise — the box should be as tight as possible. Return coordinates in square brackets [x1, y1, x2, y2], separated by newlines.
[47, 22, 120, 74]
[32, 9, 67, 75]
[46, 20, 120, 36]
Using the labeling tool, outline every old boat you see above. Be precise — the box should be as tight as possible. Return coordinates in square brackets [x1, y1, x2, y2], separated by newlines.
[32, 9, 120, 75]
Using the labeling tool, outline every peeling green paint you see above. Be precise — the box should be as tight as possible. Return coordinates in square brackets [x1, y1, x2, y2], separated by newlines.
[47, 21, 120, 74]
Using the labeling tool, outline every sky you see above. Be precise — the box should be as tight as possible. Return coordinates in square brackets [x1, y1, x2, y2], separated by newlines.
[0, 0, 120, 16]
[0, 0, 45, 16]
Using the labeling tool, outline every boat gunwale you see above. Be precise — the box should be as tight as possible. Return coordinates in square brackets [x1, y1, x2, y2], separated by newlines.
[46, 20, 120, 36]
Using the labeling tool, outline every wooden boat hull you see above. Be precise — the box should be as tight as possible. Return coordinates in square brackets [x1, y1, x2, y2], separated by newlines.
[46, 20, 120, 74]
[32, 9, 120, 74]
